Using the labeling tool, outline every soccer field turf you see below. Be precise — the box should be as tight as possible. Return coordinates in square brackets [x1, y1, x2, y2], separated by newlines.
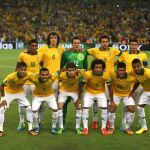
[0, 50, 150, 150]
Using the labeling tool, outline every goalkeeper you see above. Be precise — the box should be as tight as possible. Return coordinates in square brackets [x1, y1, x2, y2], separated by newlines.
[61, 36, 88, 127]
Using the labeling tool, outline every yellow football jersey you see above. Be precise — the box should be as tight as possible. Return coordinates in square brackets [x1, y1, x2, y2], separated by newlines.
[82, 70, 111, 94]
[3, 71, 33, 94]
[18, 52, 41, 74]
[109, 71, 136, 96]
[59, 71, 84, 92]
[18, 51, 42, 84]
[134, 68, 150, 92]
[87, 47, 122, 71]
[118, 51, 147, 73]
[29, 74, 57, 97]
[38, 45, 64, 74]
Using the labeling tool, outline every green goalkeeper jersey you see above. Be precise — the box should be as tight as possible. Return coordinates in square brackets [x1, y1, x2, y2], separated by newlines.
[61, 50, 88, 69]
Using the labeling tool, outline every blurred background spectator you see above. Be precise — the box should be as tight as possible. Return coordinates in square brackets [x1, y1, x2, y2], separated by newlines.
[0, 0, 149, 44]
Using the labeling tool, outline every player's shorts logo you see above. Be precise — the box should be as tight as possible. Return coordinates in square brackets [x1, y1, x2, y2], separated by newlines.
[77, 53, 84, 61]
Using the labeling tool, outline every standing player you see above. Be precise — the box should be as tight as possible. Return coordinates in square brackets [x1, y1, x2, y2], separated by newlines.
[107, 62, 136, 135]
[0, 62, 37, 137]
[30, 68, 58, 134]
[38, 32, 64, 127]
[57, 63, 83, 135]
[79, 59, 114, 135]
[16, 39, 42, 131]
[60, 36, 88, 127]
[38, 31, 64, 74]
[118, 39, 148, 73]
[130, 59, 150, 134]
[118, 39, 148, 130]
[87, 35, 122, 129]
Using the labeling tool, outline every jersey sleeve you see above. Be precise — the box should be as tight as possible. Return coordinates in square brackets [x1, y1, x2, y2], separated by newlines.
[51, 73, 58, 81]
[146, 69, 150, 79]
[113, 48, 122, 56]
[142, 53, 148, 67]
[2, 74, 13, 86]
[37, 46, 45, 62]
[81, 72, 90, 83]
[87, 48, 96, 56]
[27, 72, 36, 82]
[103, 72, 112, 85]
[18, 52, 24, 62]
[58, 72, 64, 81]
[118, 52, 125, 62]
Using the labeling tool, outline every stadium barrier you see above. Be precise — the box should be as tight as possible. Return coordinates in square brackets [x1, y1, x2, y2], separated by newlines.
[0, 41, 150, 51]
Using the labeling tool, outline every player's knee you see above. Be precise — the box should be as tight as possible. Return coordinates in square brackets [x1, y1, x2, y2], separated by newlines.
[32, 110, 38, 113]
[52, 109, 58, 112]
[127, 106, 135, 113]
[75, 102, 82, 109]
[58, 103, 64, 109]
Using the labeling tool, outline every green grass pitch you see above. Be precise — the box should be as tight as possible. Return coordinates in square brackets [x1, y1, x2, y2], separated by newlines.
[0, 50, 150, 150]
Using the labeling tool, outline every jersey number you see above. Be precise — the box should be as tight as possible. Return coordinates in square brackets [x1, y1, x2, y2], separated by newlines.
[74, 60, 79, 67]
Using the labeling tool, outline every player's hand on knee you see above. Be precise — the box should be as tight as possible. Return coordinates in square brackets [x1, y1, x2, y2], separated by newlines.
[127, 106, 135, 113]
[0, 100, 7, 109]
[58, 103, 64, 109]
[108, 102, 117, 113]
[75, 99, 82, 109]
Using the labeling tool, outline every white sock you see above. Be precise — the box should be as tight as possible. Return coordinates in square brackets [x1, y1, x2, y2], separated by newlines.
[18, 106, 25, 124]
[101, 109, 107, 129]
[76, 109, 82, 129]
[38, 103, 45, 123]
[122, 105, 127, 124]
[52, 111, 58, 128]
[108, 112, 115, 129]
[92, 100, 98, 122]
[33, 112, 39, 128]
[58, 109, 63, 129]
[0, 108, 5, 132]
[137, 106, 147, 129]
[26, 106, 33, 131]
[126, 112, 135, 127]
[82, 109, 89, 129]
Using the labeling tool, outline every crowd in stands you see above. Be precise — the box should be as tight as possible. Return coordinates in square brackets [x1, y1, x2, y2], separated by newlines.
[0, 0, 149, 43]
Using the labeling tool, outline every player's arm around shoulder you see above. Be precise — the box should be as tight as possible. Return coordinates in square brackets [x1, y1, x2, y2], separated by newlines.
[110, 47, 122, 56]
[87, 47, 98, 56]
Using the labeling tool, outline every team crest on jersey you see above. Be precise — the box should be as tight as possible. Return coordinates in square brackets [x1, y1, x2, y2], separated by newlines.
[77, 53, 84, 61]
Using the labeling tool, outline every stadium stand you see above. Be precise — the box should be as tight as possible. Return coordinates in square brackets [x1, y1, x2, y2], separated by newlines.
[0, 0, 149, 43]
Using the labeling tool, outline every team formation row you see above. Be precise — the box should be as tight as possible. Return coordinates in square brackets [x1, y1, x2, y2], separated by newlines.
[0, 32, 149, 137]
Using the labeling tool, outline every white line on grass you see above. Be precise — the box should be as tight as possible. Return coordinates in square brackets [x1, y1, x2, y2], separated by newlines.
[0, 65, 15, 69]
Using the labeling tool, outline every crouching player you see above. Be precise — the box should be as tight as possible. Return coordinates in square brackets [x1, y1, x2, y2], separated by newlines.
[107, 62, 136, 135]
[130, 59, 150, 134]
[0, 62, 37, 137]
[30, 68, 58, 134]
[57, 63, 83, 135]
[79, 59, 114, 136]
